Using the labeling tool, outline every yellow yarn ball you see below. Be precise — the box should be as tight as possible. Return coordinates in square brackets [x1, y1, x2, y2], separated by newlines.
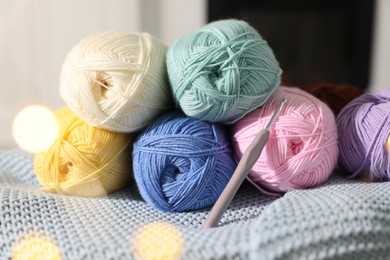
[59, 31, 172, 133]
[34, 107, 134, 197]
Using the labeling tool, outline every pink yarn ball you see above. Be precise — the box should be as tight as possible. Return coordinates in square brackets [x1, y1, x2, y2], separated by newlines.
[232, 86, 339, 193]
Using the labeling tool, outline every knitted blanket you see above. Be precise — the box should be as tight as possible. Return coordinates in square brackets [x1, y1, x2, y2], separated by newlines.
[1, 149, 389, 259]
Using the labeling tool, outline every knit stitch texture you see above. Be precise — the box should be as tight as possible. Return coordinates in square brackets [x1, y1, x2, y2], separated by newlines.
[1, 149, 390, 259]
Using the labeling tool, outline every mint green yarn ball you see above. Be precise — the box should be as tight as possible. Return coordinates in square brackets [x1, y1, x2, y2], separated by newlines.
[166, 19, 282, 124]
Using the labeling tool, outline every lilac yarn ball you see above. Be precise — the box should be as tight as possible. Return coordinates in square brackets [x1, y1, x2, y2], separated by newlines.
[337, 88, 390, 180]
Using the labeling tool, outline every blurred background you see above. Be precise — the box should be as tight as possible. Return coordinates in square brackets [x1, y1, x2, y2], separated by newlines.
[0, 0, 388, 148]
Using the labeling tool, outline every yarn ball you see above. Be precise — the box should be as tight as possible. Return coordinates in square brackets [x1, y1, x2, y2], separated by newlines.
[60, 31, 172, 133]
[305, 83, 365, 116]
[34, 107, 134, 197]
[233, 86, 339, 193]
[133, 111, 236, 212]
[337, 88, 390, 181]
[166, 19, 282, 124]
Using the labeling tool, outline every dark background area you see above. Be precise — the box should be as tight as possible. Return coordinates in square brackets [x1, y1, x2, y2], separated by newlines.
[208, 0, 375, 90]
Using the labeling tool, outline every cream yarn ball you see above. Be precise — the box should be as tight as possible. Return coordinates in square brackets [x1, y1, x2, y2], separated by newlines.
[59, 31, 172, 133]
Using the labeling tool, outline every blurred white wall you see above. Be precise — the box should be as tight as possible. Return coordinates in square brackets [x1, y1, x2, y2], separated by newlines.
[369, 0, 390, 91]
[1, 0, 388, 149]
[0, 0, 206, 148]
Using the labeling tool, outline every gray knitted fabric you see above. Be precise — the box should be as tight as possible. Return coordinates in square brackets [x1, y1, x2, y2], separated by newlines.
[1, 149, 390, 259]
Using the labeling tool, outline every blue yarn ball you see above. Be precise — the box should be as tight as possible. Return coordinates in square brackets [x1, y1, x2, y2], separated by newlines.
[167, 19, 282, 124]
[133, 111, 236, 212]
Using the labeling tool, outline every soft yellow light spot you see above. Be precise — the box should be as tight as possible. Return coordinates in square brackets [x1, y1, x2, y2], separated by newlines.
[12, 105, 58, 153]
[12, 236, 61, 260]
[386, 135, 390, 152]
[132, 222, 184, 260]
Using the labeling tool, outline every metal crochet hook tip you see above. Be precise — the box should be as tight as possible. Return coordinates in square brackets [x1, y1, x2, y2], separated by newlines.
[266, 97, 286, 130]
[203, 98, 287, 229]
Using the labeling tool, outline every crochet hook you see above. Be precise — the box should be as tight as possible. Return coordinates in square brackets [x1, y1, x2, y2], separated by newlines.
[203, 97, 286, 229]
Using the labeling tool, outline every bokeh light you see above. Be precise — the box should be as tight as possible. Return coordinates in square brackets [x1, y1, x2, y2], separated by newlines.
[12, 235, 61, 260]
[12, 105, 58, 153]
[131, 222, 184, 260]
[386, 135, 390, 152]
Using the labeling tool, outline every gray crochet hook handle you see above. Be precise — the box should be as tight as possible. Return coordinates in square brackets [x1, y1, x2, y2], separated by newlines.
[203, 97, 286, 229]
